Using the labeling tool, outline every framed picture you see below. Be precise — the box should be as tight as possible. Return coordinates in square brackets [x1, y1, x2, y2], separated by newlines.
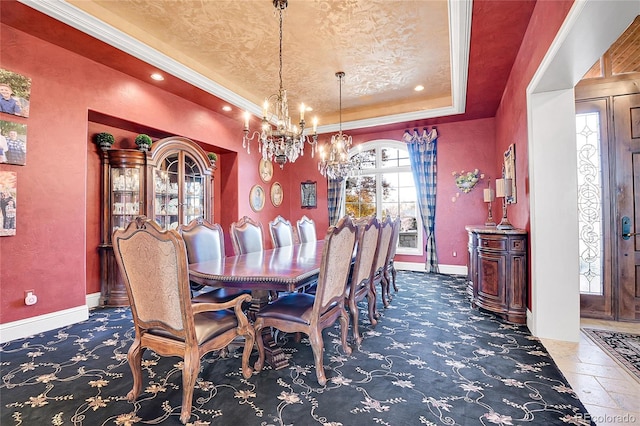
[503, 143, 516, 204]
[270, 182, 283, 207]
[0, 68, 31, 118]
[249, 184, 265, 212]
[0, 170, 17, 236]
[0, 120, 27, 166]
[259, 157, 273, 183]
[301, 181, 317, 208]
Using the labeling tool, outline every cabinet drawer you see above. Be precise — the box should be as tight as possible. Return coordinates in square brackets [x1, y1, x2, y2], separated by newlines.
[511, 238, 526, 252]
[478, 236, 506, 251]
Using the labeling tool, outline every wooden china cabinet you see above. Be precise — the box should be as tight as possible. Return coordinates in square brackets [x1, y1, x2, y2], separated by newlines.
[466, 226, 528, 324]
[98, 136, 214, 306]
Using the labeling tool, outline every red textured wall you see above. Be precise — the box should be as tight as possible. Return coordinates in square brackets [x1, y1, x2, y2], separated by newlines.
[494, 0, 574, 308]
[0, 23, 249, 323]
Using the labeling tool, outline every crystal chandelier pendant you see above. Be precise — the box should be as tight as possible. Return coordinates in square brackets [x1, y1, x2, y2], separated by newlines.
[242, 0, 317, 168]
[318, 72, 355, 180]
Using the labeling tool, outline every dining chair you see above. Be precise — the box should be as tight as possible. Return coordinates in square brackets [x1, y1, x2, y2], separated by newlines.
[230, 216, 264, 255]
[112, 216, 255, 424]
[254, 215, 357, 386]
[178, 218, 250, 304]
[384, 216, 402, 297]
[347, 216, 381, 345]
[269, 215, 295, 248]
[372, 216, 394, 312]
[296, 215, 317, 243]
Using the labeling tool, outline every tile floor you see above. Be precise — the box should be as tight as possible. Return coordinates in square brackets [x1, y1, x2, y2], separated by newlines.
[540, 319, 640, 425]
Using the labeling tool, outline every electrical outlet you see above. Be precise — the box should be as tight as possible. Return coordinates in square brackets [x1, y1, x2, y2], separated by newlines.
[453, 251, 457, 257]
[24, 290, 37, 306]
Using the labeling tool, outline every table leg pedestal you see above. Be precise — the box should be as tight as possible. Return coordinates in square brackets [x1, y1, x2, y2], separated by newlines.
[249, 289, 290, 370]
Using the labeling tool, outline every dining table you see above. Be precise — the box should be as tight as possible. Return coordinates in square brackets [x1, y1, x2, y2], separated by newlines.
[188, 241, 324, 369]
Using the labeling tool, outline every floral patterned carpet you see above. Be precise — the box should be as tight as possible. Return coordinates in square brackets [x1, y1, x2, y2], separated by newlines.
[1, 272, 593, 425]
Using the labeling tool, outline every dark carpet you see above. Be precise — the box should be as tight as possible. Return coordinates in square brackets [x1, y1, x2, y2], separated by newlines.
[1, 272, 593, 425]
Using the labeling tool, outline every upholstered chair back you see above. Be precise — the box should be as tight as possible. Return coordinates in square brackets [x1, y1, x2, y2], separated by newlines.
[269, 215, 295, 248]
[374, 216, 394, 274]
[113, 216, 189, 331]
[296, 215, 317, 243]
[386, 216, 401, 263]
[179, 218, 225, 264]
[230, 216, 264, 255]
[351, 217, 381, 288]
[314, 216, 358, 310]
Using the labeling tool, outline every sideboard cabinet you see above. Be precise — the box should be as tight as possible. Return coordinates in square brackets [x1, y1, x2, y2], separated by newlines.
[98, 136, 214, 306]
[465, 226, 528, 324]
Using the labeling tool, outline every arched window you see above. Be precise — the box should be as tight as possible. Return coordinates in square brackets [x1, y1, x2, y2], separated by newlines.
[345, 140, 422, 255]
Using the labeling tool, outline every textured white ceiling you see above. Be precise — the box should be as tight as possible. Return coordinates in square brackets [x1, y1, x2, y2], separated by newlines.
[61, 0, 459, 131]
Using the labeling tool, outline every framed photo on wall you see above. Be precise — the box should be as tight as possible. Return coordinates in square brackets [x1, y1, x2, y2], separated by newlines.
[271, 182, 283, 207]
[1, 120, 27, 165]
[249, 184, 265, 212]
[259, 157, 273, 183]
[301, 181, 316, 208]
[0, 170, 17, 237]
[0, 68, 31, 118]
[503, 143, 516, 204]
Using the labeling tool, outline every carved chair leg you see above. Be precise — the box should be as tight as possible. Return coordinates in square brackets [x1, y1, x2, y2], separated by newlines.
[366, 289, 378, 327]
[253, 320, 266, 372]
[349, 298, 362, 346]
[308, 328, 327, 386]
[126, 338, 144, 401]
[339, 309, 352, 356]
[179, 351, 200, 424]
[240, 329, 255, 379]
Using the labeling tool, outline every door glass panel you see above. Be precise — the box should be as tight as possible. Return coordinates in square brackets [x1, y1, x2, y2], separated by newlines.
[576, 112, 604, 295]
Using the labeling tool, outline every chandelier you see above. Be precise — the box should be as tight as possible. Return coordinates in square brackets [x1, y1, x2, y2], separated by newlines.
[242, 0, 317, 169]
[318, 71, 354, 180]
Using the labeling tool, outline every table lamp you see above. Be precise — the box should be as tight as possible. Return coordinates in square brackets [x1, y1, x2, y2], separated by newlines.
[483, 181, 496, 226]
[495, 178, 514, 230]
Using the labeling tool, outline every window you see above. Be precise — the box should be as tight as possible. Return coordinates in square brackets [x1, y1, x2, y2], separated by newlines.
[345, 140, 422, 255]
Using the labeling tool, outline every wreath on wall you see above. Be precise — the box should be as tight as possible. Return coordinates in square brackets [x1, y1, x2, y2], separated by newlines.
[452, 169, 483, 193]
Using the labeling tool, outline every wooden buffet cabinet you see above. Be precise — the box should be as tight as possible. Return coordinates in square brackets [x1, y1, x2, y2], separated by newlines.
[98, 136, 215, 306]
[466, 226, 528, 324]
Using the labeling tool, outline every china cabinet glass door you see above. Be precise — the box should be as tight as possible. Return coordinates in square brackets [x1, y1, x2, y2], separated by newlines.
[110, 166, 142, 233]
[152, 150, 207, 230]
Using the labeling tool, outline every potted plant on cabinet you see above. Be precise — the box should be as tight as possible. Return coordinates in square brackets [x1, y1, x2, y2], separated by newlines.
[95, 132, 114, 151]
[207, 152, 218, 169]
[135, 134, 153, 152]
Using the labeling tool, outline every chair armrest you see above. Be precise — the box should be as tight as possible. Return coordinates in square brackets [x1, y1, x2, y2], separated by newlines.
[191, 293, 253, 330]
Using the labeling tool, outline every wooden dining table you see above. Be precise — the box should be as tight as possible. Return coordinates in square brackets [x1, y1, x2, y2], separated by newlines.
[188, 241, 324, 369]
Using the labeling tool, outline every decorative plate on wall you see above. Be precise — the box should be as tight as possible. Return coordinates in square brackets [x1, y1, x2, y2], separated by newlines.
[259, 158, 273, 183]
[249, 184, 265, 212]
[271, 182, 283, 207]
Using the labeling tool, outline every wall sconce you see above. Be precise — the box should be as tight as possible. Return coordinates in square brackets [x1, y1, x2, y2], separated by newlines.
[483, 181, 496, 226]
[495, 178, 514, 230]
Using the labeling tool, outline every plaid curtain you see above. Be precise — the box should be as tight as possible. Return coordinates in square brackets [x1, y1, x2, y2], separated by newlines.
[327, 178, 345, 226]
[404, 127, 439, 273]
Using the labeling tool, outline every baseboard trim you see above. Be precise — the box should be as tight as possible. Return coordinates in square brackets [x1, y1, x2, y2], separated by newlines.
[395, 261, 467, 276]
[0, 305, 89, 344]
[86, 292, 102, 309]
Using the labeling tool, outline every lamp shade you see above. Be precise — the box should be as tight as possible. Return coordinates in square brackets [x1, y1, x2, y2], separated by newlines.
[495, 178, 513, 198]
[483, 188, 495, 202]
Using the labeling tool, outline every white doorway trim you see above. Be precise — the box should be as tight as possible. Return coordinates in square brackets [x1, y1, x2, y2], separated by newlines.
[526, 0, 639, 341]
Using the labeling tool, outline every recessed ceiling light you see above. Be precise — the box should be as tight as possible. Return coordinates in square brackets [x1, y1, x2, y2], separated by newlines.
[150, 73, 164, 81]
[222, 105, 232, 112]
[414, 85, 424, 92]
